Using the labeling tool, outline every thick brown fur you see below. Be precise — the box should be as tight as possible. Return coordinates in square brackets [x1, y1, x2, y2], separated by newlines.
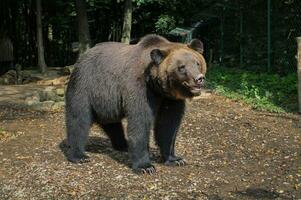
[65, 34, 206, 174]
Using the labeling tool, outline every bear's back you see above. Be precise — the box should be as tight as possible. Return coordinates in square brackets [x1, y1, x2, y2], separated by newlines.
[76, 35, 179, 73]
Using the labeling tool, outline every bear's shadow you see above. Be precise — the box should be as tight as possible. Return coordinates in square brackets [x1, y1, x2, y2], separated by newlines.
[59, 136, 160, 167]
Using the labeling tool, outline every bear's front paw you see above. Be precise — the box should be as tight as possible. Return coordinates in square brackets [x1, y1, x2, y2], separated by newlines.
[133, 164, 156, 175]
[164, 156, 186, 166]
[68, 154, 91, 164]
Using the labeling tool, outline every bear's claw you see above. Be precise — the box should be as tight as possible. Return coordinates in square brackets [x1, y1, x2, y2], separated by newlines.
[133, 164, 156, 175]
[175, 159, 186, 166]
[68, 154, 91, 164]
[164, 157, 186, 166]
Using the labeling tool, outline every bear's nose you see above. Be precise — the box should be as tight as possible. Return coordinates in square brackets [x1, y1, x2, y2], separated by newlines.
[195, 74, 205, 86]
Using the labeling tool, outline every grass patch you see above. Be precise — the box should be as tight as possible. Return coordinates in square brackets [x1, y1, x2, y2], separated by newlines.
[0, 127, 5, 134]
[206, 66, 298, 113]
[0, 128, 7, 140]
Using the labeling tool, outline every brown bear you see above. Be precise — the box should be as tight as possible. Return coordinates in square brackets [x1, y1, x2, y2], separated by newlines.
[65, 34, 206, 174]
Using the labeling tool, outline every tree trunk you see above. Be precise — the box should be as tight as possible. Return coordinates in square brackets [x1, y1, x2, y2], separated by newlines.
[36, 0, 47, 74]
[297, 37, 301, 113]
[121, 0, 132, 44]
[75, 0, 91, 55]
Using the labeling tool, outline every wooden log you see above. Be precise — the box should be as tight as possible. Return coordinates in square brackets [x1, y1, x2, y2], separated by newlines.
[297, 37, 301, 113]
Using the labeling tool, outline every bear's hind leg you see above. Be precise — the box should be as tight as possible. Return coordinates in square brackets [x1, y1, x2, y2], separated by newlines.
[101, 123, 128, 152]
[154, 100, 186, 166]
[66, 110, 92, 163]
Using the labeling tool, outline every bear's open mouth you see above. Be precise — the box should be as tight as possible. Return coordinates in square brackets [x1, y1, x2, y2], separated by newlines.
[182, 81, 202, 94]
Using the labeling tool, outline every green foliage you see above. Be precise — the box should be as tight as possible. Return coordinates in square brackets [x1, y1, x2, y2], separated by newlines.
[206, 66, 298, 113]
[155, 14, 176, 34]
[133, 0, 157, 6]
[133, 0, 171, 6]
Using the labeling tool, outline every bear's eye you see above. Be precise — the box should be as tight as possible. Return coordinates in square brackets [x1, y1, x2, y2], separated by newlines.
[196, 62, 200, 66]
[178, 65, 186, 73]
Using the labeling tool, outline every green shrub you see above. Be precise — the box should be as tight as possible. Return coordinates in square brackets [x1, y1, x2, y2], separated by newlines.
[206, 66, 298, 113]
[155, 14, 176, 34]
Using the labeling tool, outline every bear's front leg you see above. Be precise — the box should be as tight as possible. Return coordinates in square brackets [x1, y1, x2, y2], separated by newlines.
[127, 110, 155, 175]
[155, 99, 186, 166]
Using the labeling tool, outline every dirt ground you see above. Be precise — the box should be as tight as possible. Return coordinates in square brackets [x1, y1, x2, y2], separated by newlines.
[0, 94, 300, 200]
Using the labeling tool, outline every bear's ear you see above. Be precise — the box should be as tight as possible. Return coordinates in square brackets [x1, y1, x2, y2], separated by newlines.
[150, 49, 167, 66]
[188, 39, 204, 54]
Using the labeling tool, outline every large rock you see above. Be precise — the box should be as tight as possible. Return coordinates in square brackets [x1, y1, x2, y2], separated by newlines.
[39, 86, 61, 102]
[31, 101, 55, 111]
[0, 70, 16, 85]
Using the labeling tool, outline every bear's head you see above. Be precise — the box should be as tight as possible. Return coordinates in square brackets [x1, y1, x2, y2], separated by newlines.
[148, 39, 207, 100]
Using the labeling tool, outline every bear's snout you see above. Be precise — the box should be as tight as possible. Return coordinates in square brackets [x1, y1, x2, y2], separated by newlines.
[194, 74, 205, 87]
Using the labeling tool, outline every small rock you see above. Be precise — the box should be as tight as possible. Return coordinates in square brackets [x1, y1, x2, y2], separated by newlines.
[56, 88, 65, 96]
[45, 86, 55, 92]
[25, 99, 38, 106]
[52, 101, 65, 110]
[25, 94, 40, 106]
[31, 94, 40, 102]
[60, 65, 74, 75]
[42, 100, 55, 107]
[278, 190, 284, 194]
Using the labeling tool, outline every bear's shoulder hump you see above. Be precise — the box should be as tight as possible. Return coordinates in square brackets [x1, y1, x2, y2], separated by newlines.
[138, 34, 169, 48]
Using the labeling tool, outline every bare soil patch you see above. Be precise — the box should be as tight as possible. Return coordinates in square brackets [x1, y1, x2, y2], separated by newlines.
[0, 95, 300, 199]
